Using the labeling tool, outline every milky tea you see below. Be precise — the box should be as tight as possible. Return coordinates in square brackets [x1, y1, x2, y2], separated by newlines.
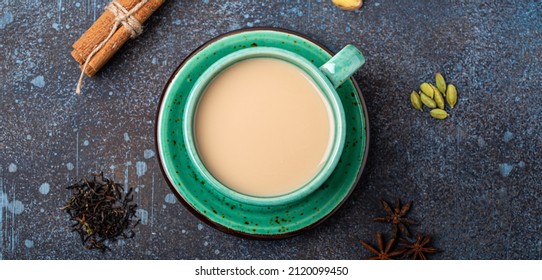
[194, 58, 333, 197]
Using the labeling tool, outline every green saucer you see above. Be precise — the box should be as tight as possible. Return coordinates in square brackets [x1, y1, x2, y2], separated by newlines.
[156, 28, 369, 238]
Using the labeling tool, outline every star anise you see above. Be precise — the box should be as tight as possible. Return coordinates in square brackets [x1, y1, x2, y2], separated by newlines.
[373, 199, 417, 238]
[400, 233, 442, 260]
[360, 232, 405, 260]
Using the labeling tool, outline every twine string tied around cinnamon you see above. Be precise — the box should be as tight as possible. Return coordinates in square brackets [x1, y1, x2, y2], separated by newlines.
[76, 0, 148, 94]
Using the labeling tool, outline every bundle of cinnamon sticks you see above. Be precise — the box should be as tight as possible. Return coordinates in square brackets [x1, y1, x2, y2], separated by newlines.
[72, 0, 164, 79]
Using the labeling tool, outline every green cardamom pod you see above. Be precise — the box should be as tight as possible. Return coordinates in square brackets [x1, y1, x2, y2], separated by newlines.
[420, 83, 434, 98]
[433, 87, 445, 109]
[420, 92, 437, 109]
[446, 84, 457, 108]
[410, 91, 423, 111]
[430, 109, 449, 120]
[435, 73, 447, 94]
[429, 83, 443, 97]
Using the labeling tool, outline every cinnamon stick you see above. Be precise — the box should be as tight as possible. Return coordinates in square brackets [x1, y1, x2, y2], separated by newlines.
[71, 0, 164, 77]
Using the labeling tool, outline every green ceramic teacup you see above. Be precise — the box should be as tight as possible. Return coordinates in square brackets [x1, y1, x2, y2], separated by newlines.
[183, 45, 365, 206]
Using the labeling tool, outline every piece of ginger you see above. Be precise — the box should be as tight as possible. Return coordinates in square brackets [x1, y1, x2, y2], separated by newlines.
[332, 0, 363, 11]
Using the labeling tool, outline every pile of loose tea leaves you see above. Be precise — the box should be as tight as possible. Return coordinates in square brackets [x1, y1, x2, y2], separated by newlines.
[360, 199, 442, 260]
[61, 173, 140, 252]
[410, 73, 458, 120]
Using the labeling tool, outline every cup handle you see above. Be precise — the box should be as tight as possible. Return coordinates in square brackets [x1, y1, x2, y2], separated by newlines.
[319, 44, 365, 88]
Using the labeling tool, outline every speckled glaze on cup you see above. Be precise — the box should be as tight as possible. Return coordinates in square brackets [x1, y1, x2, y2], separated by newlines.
[183, 46, 364, 206]
[156, 28, 370, 238]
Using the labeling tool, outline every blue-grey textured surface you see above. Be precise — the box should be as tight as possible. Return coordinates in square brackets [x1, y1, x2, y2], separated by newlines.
[1, 0, 541, 259]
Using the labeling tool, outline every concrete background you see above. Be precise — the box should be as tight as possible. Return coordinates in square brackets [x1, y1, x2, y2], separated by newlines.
[1, 0, 541, 259]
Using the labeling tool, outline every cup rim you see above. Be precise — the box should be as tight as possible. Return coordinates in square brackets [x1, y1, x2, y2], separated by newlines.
[182, 47, 346, 206]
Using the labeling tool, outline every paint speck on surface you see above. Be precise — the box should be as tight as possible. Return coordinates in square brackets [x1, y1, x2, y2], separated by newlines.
[124, 132, 130, 141]
[136, 161, 147, 177]
[477, 136, 486, 148]
[52, 22, 61, 31]
[518, 161, 526, 168]
[8, 163, 17, 173]
[165, 193, 176, 204]
[144, 149, 155, 159]
[39, 183, 50, 195]
[499, 163, 513, 177]
[204, 241, 209, 246]
[66, 162, 74, 171]
[83, 140, 89, 146]
[174, 19, 181, 25]
[24, 240, 34, 248]
[243, 14, 249, 19]
[375, 2, 381, 6]
[0, 191, 8, 208]
[503, 131, 514, 142]
[136, 209, 149, 225]
[247, 22, 254, 27]
[214, 249, 220, 255]
[345, 26, 351, 32]
[40, 208, 44, 213]
[75, 2, 81, 8]
[182, 229, 186, 234]
[117, 239, 125, 246]
[197, 224, 204, 230]
[110, 164, 116, 170]
[31, 75, 45, 88]
[26, 135, 32, 140]
[8, 200, 24, 214]
[0, 11, 14, 29]
[162, 204, 166, 209]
